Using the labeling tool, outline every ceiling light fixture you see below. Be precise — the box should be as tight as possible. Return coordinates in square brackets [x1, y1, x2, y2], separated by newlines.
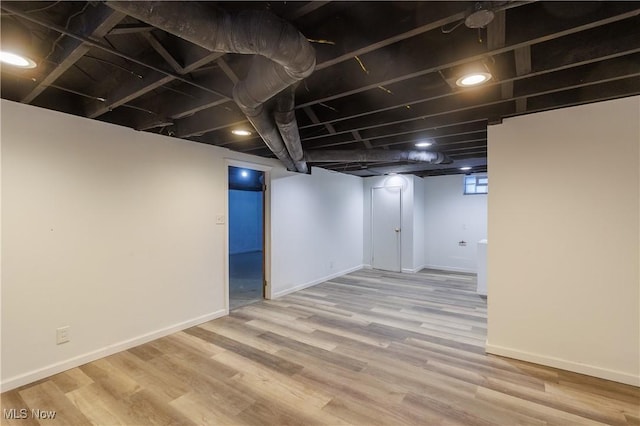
[240, 170, 249, 178]
[443, 60, 494, 89]
[459, 166, 472, 171]
[415, 141, 433, 148]
[231, 129, 252, 136]
[456, 72, 492, 87]
[0, 19, 37, 69]
[0, 51, 36, 68]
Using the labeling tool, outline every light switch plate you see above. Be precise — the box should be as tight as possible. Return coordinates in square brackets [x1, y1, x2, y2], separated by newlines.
[216, 215, 225, 224]
[56, 326, 70, 344]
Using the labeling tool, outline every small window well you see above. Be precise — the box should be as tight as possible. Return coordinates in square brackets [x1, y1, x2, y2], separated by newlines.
[464, 175, 488, 195]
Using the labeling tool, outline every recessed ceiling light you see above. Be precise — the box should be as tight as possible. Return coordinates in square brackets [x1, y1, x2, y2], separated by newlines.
[415, 141, 433, 148]
[240, 170, 249, 178]
[1, 19, 38, 69]
[456, 72, 492, 87]
[0, 51, 36, 68]
[459, 166, 472, 171]
[231, 129, 252, 136]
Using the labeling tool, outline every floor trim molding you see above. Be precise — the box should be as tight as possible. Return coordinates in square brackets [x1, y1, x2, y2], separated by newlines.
[424, 263, 476, 274]
[272, 265, 364, 299]
[485, 342, 640, 387]
[0, 309, 227, 392]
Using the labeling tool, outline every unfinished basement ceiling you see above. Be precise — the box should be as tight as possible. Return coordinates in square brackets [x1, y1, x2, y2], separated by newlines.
[1, 1, 639, 177]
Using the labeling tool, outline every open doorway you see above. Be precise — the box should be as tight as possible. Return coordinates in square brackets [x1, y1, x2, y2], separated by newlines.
[228, 166, 265, 310]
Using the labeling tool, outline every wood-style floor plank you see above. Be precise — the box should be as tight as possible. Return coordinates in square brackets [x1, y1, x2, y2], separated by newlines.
[2, 268, 638, 425]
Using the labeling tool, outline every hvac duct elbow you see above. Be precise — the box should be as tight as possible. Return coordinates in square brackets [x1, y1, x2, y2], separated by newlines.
[231, 15, 315, 110]
[245, 112, 297, 172]
[106, 1, 315, 173]
[106, 2, 314, 70]
[221, 10, 316, 78]
[107, 2, 315, 107]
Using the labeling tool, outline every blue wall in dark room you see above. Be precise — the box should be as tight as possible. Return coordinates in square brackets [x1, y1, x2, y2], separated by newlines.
[229, 189, 263, 255]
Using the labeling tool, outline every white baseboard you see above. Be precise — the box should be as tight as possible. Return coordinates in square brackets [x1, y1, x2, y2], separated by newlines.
[424, 263, 476, 274]
[272, 265, 364, 299]
[0, 309, 227, 392]
[485, 342, 640, 387]
[402, 264, 426, 274]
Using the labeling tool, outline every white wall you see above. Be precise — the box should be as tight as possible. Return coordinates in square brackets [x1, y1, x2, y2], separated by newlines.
[229, 190, 263, 255]
[363, 174, 421, 272]
[487, 96, 640, 386]
[0, 100, 364, 390]
[424, 174, 488, 273]
[271, 167, 363, 297]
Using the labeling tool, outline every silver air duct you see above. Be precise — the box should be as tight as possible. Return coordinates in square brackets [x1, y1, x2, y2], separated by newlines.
[304, 150, 452, 164]
[274, 84, 308, 173]
[106, 1, 315, 173]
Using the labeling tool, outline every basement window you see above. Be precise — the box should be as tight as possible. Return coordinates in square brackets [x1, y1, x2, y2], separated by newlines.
[464, 175, 488, 195]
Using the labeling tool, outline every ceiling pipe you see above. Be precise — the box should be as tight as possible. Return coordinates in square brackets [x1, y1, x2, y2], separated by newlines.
[274, 84, 308, 173]
[304, 150, 453, 164]
[106, 1, 315, 173]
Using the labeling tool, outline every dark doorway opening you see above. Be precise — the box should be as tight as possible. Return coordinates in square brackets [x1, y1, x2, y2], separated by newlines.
[228, 166, 265, 310]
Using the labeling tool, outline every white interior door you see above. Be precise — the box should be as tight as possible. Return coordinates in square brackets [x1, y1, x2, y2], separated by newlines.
[372, 186, 401, 272]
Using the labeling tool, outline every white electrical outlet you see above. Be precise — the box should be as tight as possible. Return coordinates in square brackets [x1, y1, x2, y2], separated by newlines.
[56, 326, 70, 344]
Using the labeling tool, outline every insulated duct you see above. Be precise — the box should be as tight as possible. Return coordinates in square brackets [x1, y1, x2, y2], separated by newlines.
[274, 84, 308, 173]
[304, 150, 452, 164]
[106, 1, 315, 172]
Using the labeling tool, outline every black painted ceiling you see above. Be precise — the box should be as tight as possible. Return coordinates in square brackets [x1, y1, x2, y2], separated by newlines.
[2, 1, 639, 177]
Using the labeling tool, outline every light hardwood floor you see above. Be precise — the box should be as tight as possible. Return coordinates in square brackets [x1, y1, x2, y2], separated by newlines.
[2, 269, 638, 425]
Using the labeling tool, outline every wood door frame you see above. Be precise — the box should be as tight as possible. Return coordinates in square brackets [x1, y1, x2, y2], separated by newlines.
[371, 185, 402, 272]
[225, 159, 272, 314]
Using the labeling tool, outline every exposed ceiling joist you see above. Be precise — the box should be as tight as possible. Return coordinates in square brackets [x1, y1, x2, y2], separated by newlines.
[1, 3, 231, 103]
[288, 1, 332, 20]
[86, 52, 230, 119]
[257, 61, 638, 146]
[87, 70, 174, 118]
[139, 4, 640, 140]
[303, 106, 336, 136]
[514, 44, 533, 112]
[293, 30, 640, 134]
[22, 5, 125, 104]
[487, 9, 506, 51]
[2, 1, 638, 178]
[108, 23, 154, 35]
[140, 32, 184, 74]
[216, 57, 240, 84]
[351, 130, 373, 149]
[300, 5, 640, 108]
